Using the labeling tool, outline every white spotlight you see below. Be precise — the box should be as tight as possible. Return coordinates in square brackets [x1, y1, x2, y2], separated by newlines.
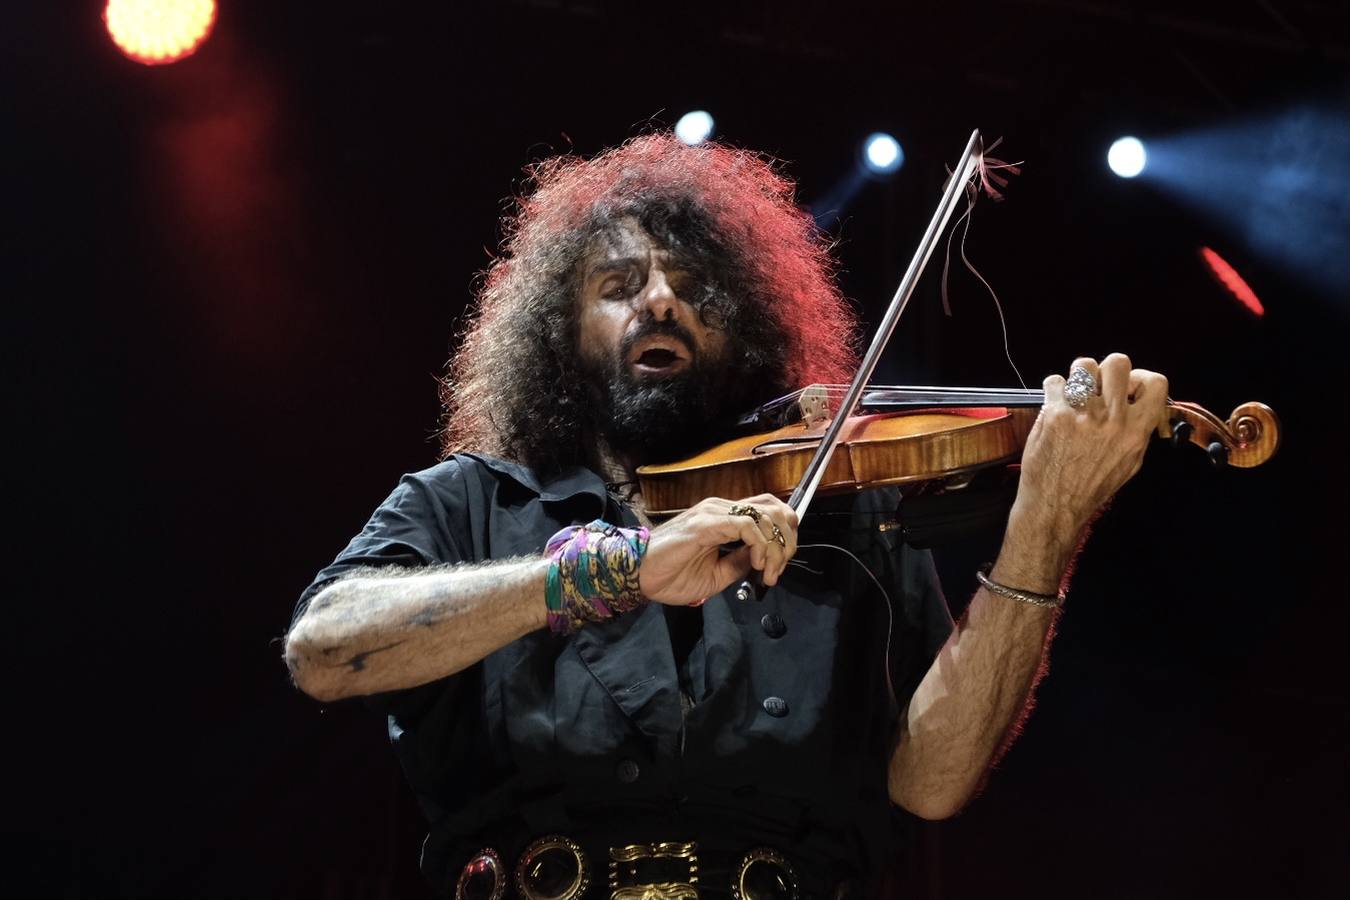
[862, 133, 904, 176]
[675, 111, 714, 146]
[1108, 136, 1147, 178]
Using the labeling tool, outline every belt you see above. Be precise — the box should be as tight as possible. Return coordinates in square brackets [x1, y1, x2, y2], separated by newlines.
[455, 835, 833, 900]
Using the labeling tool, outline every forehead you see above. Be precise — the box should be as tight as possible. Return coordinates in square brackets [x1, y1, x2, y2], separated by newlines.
[584, 219, 658, 265]
[581, 218, 700, 275]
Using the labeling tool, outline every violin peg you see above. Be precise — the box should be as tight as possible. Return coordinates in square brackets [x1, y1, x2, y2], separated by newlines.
[1170, 418, 1194, 447]
[1206, 440, 1229, 467]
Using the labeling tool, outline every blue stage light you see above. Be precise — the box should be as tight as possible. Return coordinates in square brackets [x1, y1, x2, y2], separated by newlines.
[675, 111, 714, 146]
[862, 133, 904, 175]
[1108, 137, 1147, 178]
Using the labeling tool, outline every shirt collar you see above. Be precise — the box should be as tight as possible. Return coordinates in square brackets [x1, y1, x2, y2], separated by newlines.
[461, 452, 609, 508]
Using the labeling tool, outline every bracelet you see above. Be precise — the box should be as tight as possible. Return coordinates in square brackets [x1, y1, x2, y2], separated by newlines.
[544, 519, 651, 636]
[976, 567, 1064, 608]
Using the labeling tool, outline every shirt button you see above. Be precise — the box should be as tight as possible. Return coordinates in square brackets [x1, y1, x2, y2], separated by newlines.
[762, 696, 789, 718]
[760, 613, 787, 638]
[615, 758, 641, 784]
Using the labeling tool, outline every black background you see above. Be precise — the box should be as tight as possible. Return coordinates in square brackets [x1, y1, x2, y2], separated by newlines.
[4, 2, 1346, 898]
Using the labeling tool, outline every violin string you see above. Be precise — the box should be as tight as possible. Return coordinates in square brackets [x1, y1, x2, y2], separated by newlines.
[747, 384, 1049, 422]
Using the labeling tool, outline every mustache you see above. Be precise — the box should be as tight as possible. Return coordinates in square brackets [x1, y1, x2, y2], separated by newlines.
[619, 318, 697, 364]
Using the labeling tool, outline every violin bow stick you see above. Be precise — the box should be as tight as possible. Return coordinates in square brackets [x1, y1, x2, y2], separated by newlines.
[735, 129, 986, 602]
[788, 130, 984, 516]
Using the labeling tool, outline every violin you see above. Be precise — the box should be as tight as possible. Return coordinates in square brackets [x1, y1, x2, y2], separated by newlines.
[636, 384, 1281, 517]
[635, 130, 1281, 531]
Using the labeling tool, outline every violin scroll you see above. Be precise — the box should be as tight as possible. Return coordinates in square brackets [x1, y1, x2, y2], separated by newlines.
[1161, 401, 1281, 468]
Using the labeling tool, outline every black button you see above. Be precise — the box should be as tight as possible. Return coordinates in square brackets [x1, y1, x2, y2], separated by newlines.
[762, 696, 789, 717]
[760, 613, 787, 638]
[616, 758, 641, 783]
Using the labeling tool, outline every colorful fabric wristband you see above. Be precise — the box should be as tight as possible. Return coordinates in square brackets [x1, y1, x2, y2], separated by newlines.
[544, 519, 651, 636]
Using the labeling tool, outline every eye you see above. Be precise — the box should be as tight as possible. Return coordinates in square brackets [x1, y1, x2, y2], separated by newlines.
[602, 271, 642, 300]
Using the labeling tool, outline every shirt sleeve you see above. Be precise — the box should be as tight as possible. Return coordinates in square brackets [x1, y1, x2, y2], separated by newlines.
[291, 459, 473, 629]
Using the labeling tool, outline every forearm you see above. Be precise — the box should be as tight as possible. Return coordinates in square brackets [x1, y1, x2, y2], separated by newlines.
[284, 557, 549, 702]
[888, 502, 1076, 819]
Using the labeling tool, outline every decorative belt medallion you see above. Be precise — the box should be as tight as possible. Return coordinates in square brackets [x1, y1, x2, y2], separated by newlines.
[731, 847, 799, 900]
[516, 835, 592, 900]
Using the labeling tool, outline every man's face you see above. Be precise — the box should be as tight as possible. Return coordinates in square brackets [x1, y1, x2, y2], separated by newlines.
[575, 219, 734, 463]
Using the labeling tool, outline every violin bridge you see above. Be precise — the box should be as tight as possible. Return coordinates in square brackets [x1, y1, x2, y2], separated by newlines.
[798, 384, 831, 429]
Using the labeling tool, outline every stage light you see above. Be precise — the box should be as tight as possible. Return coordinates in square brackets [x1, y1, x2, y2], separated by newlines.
[675, 111, 714, 146]
[862, 133, 904, 176]
[1108, 136, 1147, 178]
[1200, 247, 1265, 317]
[105, 0, 217, 66]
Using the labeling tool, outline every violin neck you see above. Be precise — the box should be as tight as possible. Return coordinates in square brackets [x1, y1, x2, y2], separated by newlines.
[859, 387, 1045, 411]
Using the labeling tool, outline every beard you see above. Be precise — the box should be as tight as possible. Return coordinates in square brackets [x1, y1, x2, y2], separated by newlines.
[581, 320, 745, 465]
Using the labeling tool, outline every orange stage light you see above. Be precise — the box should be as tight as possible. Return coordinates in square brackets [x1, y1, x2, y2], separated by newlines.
[1199, 247, 1265, 318]
[105, 0, 217, 66]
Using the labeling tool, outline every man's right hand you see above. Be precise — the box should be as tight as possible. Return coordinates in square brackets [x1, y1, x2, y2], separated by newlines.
[638, 494, 799, 606]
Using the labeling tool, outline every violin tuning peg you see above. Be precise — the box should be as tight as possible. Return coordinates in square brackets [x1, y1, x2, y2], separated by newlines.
[1206, 441, 1229, 467]
[1170, 418, 1194, 447]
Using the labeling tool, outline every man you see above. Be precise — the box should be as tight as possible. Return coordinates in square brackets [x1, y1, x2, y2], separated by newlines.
[285, 133, 1166, 899]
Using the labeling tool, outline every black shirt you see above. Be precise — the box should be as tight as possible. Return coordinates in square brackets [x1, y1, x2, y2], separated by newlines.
[295, 453, 954, 895]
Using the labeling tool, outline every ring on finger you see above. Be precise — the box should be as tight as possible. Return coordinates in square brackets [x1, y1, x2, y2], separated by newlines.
[1064, 365, 1098, 410]
[766, 522, 786, 548]
[728, 503, 763, 523]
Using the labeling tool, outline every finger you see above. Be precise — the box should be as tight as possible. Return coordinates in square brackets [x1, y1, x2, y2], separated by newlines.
[749, 495, 798, 582]
[1127, 369, 1167, 406]
[713, 544, 754, 588]
[726, 514, 771, 573]
[1099, 353, 1133, 417]
[1042, 372, 1066, 407]
[1127, 369, 1169, 429]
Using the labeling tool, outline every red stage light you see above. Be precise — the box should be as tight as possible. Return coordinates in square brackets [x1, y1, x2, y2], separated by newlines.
[105, 0, 217, 66]
[1199, 246, 1265, 317]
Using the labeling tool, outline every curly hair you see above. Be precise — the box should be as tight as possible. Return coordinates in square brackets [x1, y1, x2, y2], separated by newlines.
[439, 133, 859, 474]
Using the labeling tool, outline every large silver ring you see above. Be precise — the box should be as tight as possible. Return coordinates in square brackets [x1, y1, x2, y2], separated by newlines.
[1064, 365, 1097, 410]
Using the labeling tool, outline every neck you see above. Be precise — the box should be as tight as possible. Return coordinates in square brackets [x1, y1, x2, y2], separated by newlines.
[591, 436, 652, 526]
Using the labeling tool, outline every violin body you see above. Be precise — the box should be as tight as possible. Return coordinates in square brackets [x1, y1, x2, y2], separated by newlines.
[636, 399, 1280, 517]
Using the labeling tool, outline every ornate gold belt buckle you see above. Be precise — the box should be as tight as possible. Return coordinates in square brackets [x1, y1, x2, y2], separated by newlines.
[608, 841, 700, 900]
[516, 835, 592, 900]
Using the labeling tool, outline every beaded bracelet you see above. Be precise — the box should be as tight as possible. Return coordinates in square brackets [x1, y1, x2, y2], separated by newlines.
[544, 519, 651, 636]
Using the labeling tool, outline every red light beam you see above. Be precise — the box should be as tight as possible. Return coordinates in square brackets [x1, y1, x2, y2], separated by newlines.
[1199, 246, 1265, 317]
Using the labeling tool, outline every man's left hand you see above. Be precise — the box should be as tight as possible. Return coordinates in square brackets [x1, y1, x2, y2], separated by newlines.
[1010, 353, 1168, 573]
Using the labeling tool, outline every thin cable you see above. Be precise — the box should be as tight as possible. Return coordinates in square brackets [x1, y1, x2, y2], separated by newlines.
[797, 542, 900, 715]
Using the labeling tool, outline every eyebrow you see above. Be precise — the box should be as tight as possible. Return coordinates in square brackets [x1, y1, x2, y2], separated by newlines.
[586, 256, 643, 281]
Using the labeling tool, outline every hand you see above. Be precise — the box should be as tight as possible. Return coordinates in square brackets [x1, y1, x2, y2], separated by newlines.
[1014, 353, 1168, 557]
[639, 494, 799, 606]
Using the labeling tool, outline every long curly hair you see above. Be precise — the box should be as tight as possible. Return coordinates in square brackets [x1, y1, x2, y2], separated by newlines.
[439, 133, 859, 473]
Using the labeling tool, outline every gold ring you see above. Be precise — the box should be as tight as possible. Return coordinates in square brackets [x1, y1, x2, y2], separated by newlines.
[768, 523, 786, 548]
[516, 835, 591, 900]
[728, 503, 763, 523]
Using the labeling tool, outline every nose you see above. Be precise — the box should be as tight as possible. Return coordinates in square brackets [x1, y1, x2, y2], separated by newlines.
[636, 267, 679, 321]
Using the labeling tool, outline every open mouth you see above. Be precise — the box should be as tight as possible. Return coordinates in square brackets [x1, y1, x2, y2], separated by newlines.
[629, 337, 691, 375]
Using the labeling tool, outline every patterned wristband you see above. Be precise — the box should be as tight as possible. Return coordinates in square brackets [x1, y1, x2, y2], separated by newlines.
[544, 519, 651, 636]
